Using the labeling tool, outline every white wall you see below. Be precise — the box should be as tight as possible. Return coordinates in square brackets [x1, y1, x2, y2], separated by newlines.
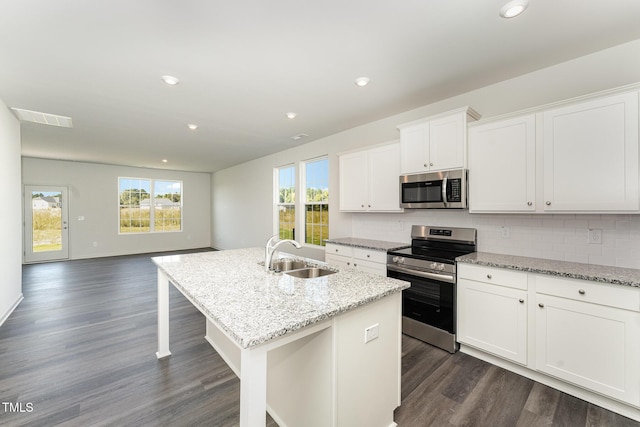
[22, 158, 211, 260]
[211, 39, 640, 266]
[0, 101, 23, 324]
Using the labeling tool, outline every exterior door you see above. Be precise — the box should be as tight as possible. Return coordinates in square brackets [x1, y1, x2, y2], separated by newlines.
[24, 185, 69, 262]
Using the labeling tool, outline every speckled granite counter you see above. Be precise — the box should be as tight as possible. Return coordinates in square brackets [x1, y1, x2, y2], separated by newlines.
[324, 237, 409, 252]
[152, 247, 409, 348]
[456, 252, 640, 288]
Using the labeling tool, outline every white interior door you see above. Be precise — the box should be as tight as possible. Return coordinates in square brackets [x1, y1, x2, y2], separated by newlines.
[24, 185, 69, 263]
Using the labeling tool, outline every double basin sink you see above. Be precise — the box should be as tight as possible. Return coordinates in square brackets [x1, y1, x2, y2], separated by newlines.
[270, 259, 337, 279]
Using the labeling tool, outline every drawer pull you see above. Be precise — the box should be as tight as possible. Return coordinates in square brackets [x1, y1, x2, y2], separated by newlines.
[546, 201, 551, 206]
[354, 263, 357, 267]
[519, 299, 525, 303]
[335, 249, 339, 252]
[527, 201, 532, 206]
[486, 274, 492, 279]
[578, 289, 586, 295]
[347, 262, 350, 265]
[538, 303, 544, 308]
[367, 254, 370, 258]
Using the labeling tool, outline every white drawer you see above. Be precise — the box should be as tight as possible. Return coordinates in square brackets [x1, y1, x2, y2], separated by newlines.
[458, 263, 528, 290]
[325, 243, 354, 258]
[535, 274, 640, 312]
[353, 247, 387, 264]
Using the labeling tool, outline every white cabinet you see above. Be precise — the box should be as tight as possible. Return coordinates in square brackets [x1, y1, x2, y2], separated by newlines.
[468, 90, 639, 214]
[339, 142, 402, 212]
[398, 107, 480, 174]
[457, 264, 528, 365]
[468, 115, 536, 212]
[534, 275, 640, 406]
[542, 91, 639, 212]
[325, 243, 387, 276]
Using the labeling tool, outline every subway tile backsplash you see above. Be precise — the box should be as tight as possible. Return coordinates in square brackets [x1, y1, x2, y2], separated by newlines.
[350, 211, 640, 269]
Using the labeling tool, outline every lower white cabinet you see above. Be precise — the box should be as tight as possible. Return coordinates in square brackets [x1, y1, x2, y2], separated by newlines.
[325, 243, 387, 276]
[534, 275, 640, 406]
[457, 264, 528, 365]
[457, 263, 640, 415]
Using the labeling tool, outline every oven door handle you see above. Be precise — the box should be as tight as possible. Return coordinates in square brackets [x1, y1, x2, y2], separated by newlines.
[387, 264, 455, 284]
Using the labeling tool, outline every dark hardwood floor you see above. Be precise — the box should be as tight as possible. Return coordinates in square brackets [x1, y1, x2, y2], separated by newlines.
[1, 251, 637, 426]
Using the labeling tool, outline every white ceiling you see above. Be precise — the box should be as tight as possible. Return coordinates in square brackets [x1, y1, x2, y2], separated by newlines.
[2, 0, 640, 173]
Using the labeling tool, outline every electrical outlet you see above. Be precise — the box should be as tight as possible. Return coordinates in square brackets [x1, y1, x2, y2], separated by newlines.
[588, 229, 602, 245]
[364, 324, 379, 343]
[500, 226, 511, 239]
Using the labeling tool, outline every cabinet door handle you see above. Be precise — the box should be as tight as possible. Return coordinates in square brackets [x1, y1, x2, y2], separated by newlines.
[486, 274, 492, 279]
[578, 289, 586, 295]
[368, 204, 371, 208]
[335, 249, 339, 252]
[367, 254, 370, 258]
[519, 299, 525, 303]
[423, 163, 428, 167]
[538, 303, 544, 308]
[353, 263, 357, 267]
[527, 201, 532, 206]
[361, 204, 365, 208]
[429, 162, 434, 167]
[347, 262, 350, 265]
[545, 201, 551, 206]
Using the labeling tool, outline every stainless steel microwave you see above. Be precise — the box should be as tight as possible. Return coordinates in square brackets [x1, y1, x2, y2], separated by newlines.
[400, 169, 468, 209]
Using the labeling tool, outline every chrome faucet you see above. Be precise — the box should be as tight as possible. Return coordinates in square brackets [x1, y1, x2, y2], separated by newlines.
[265, 237, 301, 271]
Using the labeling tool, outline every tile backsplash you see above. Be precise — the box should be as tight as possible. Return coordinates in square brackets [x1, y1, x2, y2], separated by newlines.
[350, 211, 640, 269]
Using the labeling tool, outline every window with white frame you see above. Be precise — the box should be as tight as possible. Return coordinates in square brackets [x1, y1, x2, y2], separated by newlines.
[303, 157, 329, 246]
[119, 177, 182, 233]
[276, 165, 296, 240]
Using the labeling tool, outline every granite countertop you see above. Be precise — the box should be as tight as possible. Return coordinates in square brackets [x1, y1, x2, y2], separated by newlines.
[324, 237, 410, 252]
[152, 248, 409, 349]
[457, 252, 640, 288]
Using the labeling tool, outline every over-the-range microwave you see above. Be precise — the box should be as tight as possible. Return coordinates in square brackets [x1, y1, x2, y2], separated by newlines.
[399, 168, 468, 209]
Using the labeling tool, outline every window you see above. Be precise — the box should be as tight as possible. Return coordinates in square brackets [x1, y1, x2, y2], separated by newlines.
[276, 165, 296, 240]
[119, 178, 182, 233]
[303, 157, 329, 246]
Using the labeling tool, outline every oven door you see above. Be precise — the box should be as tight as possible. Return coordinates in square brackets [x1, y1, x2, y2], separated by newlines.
[387, 266, 455, 334]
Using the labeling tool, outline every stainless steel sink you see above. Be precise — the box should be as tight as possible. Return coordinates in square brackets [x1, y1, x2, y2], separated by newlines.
[285, 267, 337, 279]
[270, 259, 308, 272]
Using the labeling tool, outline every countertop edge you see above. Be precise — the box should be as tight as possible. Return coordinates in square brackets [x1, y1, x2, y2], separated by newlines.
[456, 252, 640, 288]
[325, 237, 410, 252]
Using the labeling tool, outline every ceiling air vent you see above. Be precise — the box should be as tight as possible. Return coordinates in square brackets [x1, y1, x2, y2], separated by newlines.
[11, 108, 73, 128]
[291, 133, 308, 141]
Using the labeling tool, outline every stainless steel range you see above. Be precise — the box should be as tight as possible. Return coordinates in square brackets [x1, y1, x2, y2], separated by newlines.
[387, 225, 477, 353]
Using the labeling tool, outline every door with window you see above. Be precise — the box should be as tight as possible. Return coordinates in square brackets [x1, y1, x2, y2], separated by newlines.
[24, 186, 69, 262]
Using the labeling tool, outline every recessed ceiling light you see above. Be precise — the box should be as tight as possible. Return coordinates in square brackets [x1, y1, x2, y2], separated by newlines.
[161, 75, 180, 85]
[286, 112, 297, 119]
[162, 159, 168, 163]
[500, 0, 528, 18]
[355, 77, 370, 87]
[187, 123, 198, 130]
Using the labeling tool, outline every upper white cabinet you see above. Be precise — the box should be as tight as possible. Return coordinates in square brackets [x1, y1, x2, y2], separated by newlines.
[469, 89, 640, 213]
[339, 141, 402, 212]
[469, 115, 536, 212]
[398, 107, 480, 174]
[542, 92, 639, 212]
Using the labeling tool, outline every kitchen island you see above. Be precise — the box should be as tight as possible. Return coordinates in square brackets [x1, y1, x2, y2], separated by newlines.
[152, 248, 409, 427]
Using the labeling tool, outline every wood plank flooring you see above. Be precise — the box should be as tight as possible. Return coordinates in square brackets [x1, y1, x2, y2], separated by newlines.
[1, 250, 637, 426]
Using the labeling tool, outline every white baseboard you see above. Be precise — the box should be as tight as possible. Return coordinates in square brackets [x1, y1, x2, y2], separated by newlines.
[0, 294, 24, 327]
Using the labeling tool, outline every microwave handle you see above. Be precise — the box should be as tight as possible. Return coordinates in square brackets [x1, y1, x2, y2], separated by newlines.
[442, 173, 449, 207]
